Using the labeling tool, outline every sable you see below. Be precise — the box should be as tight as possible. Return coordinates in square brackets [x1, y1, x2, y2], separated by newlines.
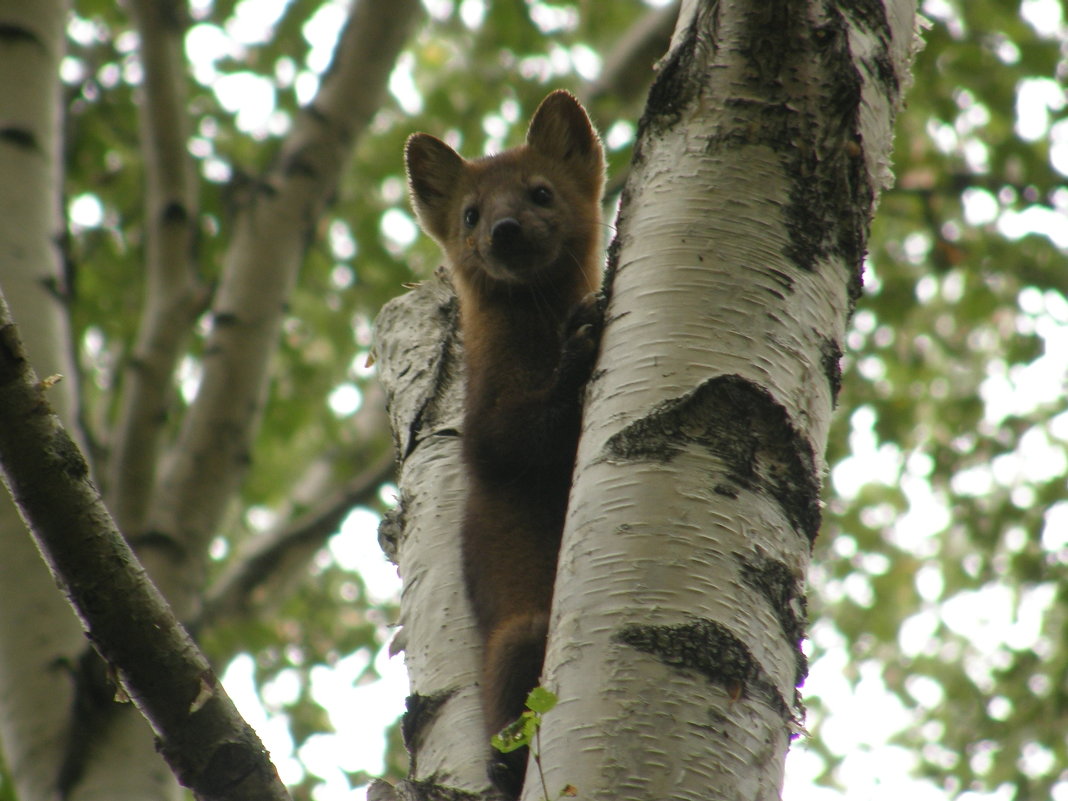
[405, 90, 605, 798]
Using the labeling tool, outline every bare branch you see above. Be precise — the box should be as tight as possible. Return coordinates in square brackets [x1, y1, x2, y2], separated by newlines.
[201, 447, 395, 630]
[108, 0, 207, 536]
[0, 295, 291, 801]
[581, 1, 679, 107]
[577, 2, 678, 201]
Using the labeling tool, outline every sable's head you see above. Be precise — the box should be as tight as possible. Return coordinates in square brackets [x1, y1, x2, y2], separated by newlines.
[405, 91, 604, 296]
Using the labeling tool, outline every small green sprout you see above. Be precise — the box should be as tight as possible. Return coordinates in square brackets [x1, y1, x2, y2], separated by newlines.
[490, 687, 574, 800]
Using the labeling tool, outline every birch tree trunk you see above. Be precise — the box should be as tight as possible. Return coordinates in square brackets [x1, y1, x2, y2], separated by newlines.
[536, 2, 920, 799]
[0, 4, 89, 801]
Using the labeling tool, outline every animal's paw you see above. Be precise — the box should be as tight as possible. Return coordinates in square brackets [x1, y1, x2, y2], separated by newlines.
[564, 291, 605, 342]
[556, 292, 605, 395]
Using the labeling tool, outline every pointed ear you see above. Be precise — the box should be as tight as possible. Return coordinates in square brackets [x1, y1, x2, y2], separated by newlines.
[526, 90, 604, 193]
[405, 133, 466, 243]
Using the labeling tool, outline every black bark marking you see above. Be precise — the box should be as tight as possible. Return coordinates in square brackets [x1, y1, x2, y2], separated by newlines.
[0, 23, 43, 47]
[283, 148, 319, 180]
[781, 12, 867, 292]
[401, 689, 454, 774]
[819, 335, 843, 407]
[614, 618, 791, 720]
[404, 288, 461, 459]
[212, 311, 240, 327]
[0, 127, 39, 152]
[791, 9, 870, 305]
[842, 2, 900, 96]
[602, 375, 821, 543]
[161, 201, 190, 225]
[686, 5, 874, 307]
[376, 502, 404, 563]
[638, 9, 709, 145]
[737, 552, 808, 688]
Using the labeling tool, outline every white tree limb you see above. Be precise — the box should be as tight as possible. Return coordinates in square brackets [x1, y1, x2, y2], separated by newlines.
[0, 3, 86, 799]
[108, 0, 206, 537]
[373, 270, 491, 795]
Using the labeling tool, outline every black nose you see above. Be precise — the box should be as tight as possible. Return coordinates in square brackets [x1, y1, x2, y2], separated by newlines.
[491, 218, 524, 253]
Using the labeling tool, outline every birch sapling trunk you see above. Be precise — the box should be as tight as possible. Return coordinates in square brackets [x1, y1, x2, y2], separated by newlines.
[373, 270, 492, 795]
[534, 2, 921, 799]
[0, 3, 90, 800]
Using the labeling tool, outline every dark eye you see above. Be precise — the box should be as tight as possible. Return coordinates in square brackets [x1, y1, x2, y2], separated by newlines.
[464, 207, 479, 227]
[530, 186, 553, 206]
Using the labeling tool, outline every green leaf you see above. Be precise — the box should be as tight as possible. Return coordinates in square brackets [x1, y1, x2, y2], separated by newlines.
[525, 686, 558, 715]
[491, 711, 538, 754]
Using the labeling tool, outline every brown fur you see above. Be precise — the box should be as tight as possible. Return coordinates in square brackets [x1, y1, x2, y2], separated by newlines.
[405, 91, 605, 796]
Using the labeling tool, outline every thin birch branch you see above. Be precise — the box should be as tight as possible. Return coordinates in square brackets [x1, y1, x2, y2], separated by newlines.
[147, 0, 423, 593]
[201, 447, 395, 630]
[108, 0, 207, 537]
[577, 2, 678, 202]
[580, 0, 679, 106]
[0, 295, 291, 801]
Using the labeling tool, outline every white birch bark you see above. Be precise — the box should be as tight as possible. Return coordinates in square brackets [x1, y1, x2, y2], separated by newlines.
[534, 2, 921, 799]
[107, 0, 205, 539]
[0, 4, 85, 801]
[373, 270, 492, 795]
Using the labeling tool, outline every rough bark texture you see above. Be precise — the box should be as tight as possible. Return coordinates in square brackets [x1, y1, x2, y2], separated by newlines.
[533, 1, 920, 799]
